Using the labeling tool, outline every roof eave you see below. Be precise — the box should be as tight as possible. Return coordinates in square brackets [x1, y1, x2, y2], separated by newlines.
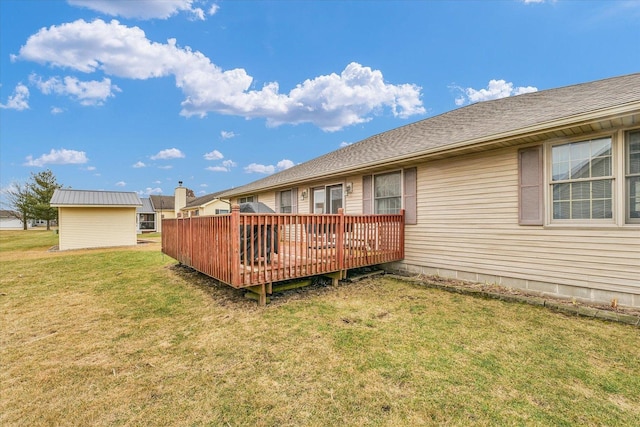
[52, 204, 142, 208]
[221, 102, 640, 197]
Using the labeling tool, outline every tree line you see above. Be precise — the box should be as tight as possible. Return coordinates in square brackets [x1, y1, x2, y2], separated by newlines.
[4, 170, 61, 230]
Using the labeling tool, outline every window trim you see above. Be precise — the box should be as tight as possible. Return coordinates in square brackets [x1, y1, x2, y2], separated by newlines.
[547, 136, 615, 223]
[373, 170, 403, 215]
[542, 128, 640, 227]
[238, 195, 256, 204]
[276, 188, 298, 213]
[310, 183, 343, 214]
[625, 128, 640, 224]
[362, 168, 417, 224]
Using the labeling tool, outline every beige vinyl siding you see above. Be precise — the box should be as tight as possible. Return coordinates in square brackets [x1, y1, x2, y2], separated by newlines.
[298, 188, 310, 214]
[401, 146, 640, 296]
[201, 200, 231, 216]
[58, 207, 138, 251]
[157, 209, 175, 233]
[257, 193, 276, 211]
[345, 175, 362, 214]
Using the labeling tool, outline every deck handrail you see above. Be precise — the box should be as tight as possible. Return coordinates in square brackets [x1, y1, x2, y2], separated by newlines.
[162, 206, 404, 288]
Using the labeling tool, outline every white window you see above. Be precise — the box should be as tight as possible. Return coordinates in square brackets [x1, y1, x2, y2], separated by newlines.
[374, 171, 402, 214]
[551, 137, 613, 220]
[627, 130, 640, 223]
[279, 190, 293, 213]
[239, 196, 255, 204]
[311, 185, 342, 214]
[312, 187, 325, 214]
[215, 209, 229, 215]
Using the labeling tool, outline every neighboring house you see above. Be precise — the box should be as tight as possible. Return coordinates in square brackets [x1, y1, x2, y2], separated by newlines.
[166, 182, 230, 218]
[137, 198, 157, 233]
[149, 195, 175, 233]
[0, 210, 23, 229]
[219, 73, 640, 307]
[50, 189, 142, 251]
[180, 190, 231, 217]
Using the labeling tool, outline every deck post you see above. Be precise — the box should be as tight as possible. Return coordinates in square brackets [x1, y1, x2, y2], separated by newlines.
[230, 204, 241, 287]
[400, 209, 405, 259]
[337, 208, 345, 273]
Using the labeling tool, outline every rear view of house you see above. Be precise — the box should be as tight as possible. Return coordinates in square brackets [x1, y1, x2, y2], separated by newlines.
[51, 189, 142, 251]
[214, 73, 640, 307]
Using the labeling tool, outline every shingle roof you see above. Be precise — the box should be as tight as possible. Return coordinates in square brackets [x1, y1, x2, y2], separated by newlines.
[50, 189, 142, 206]
[149, 195, 174, 210]
[221, 73, 640, 197]
[184, 189, 229, 208]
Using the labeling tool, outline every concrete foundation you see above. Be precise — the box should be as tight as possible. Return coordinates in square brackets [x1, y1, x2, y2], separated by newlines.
[385, 262, 640, 308]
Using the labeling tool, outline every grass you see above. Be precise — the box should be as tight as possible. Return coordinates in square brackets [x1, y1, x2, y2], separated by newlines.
[1, 230, 639, 426]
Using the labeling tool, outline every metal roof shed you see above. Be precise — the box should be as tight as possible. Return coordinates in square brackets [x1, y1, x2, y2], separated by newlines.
[51, 189, 142, 251]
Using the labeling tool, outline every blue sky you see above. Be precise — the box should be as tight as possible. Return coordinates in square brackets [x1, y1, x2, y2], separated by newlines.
[1, 0, 639, 200]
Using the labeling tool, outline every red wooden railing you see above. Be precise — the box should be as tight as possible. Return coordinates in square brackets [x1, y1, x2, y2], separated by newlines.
[162, 205, 404, 289]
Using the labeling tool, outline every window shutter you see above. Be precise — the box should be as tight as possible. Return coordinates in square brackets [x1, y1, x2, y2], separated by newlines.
[403, 167, 417, 225]
[275, 192, 281, 213]
[518, 146, 543, 225]
[291, 188, 298, 213]
[362, 175, 372, 214]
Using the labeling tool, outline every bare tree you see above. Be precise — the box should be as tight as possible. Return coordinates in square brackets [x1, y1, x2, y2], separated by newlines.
[4, 182, 34, 230]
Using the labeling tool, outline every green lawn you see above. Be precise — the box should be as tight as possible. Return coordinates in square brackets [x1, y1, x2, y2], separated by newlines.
[1, 230, 639, 426]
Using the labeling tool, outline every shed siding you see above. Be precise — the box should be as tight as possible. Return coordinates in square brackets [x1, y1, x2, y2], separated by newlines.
[58, 207, 138, 250]
[399, 147, 640, 297]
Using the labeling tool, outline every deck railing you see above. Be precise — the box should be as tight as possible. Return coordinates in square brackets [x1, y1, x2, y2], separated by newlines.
[162, 205, 404, 289]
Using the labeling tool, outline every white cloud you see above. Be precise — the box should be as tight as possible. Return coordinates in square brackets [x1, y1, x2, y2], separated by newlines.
[454, 79, 538, 106]
[15, 20, 424, 131]
[133, 161, 146, 168]
[522, 0, 546, 3]
[138, 187, 163, 195]
[204, 149, 223, 160]
[24, 148, 88, 167]
[151, 148, 185, 160]
[30, 74, 120, 106]
[51, 106, 65, 114]
[153, 180, 162, 184]
[209, 4, 220, 15]
[244, 159, 293, 175]
[206, 159, 236, 172]
[200, 183, 208, 187]
[244, 163, 275, 174]
[220, 130, 236, 140]
[277, 159, 294, 170]
[115, 181, 126, 187]
[158, 165, 173, 170]
[206, 166, 229, 172]
[340, 141, 351, 147]
[0, 83, 29, 111]
[86, 166, 96, 171]
[67, 0, 207, 20]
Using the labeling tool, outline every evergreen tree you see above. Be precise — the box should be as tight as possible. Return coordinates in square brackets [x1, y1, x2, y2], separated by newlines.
[29, 169, 61, 230]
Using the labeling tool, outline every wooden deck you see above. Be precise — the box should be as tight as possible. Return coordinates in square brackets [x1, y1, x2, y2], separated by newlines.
[162, 205, 404, 304]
